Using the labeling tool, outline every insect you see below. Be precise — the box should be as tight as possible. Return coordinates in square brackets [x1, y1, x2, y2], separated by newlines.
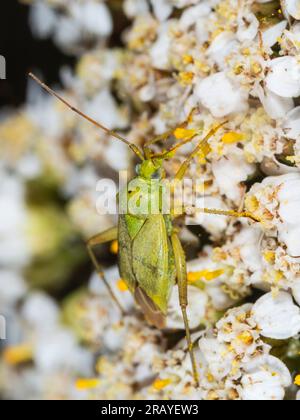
[29, 73, 259, 386]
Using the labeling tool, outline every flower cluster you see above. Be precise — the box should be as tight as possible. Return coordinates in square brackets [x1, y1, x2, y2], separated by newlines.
[0, 0, 300, 400]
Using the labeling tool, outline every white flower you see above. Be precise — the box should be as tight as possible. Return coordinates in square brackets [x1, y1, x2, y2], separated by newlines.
[255, 83, 294, 119]
[232, 227, 263, 272]
[149, 23, 172, 70]
[21, 293, 59, 331]
[34, 328, 92, 373]
[124, 0, 149, 18]
[29, 2, 56, 39]
[179, 2, 211, 31]
[246, 173, 300, 256]
[236, 12, 259, 42]
[150, 0, 173, 21]
[283, 0, 300, 20]
[240, 355, 291, 400]
[252, 291, 300, 339]
[212, 154, 255, 203]
[53, 16, 82, 51]
[166, 286, 208, 329]
[0, 172, 29, 267]
[199, 336, 234, 381]
[207, 32, 239, 70]
[266, 56, 300, 98]
[262, 21, 288, 49]
[70, 1, 112, 38]
[0, 270, 27, 307]
[195, 72, 248, 118]
[282, 106, 300, 140]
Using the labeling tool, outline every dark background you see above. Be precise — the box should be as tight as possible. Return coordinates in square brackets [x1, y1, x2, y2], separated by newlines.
[0, 0, 76, 109]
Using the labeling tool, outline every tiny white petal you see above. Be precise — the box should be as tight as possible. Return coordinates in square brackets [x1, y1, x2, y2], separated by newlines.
[179, 3, 211, 30]
[262, 20, 288, 48]
[195, 72, 248, 118]
[284, 0, 300, 19]
[207, 32, 238, 69]
[29, 2, 57, 39]
[279, 226, 300, 257]
[266, 56, 300, 98]
[70, 2, 113, 37]
[149, 23, 171, 70]
[252, 292, 300, 339]
[240, 370, 286, 400]
[282, 106, 300, 139]
[292, 281, 300, 306]
[237, 12, 259, 42]
[150, 0, 173, 21]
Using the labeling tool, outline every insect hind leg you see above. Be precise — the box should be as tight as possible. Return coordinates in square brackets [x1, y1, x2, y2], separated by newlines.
[171, 232, 199, 387]
[87, 227, 126, 315]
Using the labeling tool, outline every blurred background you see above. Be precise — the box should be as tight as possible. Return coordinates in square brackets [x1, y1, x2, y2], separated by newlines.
[0, 0, 139, 399]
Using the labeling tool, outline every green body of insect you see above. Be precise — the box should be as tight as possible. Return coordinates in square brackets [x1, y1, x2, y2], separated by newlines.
[118, 165, 176, 329]
[30, 73, 259, 387]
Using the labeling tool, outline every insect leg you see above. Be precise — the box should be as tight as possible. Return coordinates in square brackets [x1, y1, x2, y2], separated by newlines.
[171, 232, 200, 387]
[87, 227, 126, 315]
[186, 207, 261, 223]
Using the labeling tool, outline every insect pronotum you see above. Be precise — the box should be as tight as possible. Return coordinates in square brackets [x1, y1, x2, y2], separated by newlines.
[29, 73, 259, 386]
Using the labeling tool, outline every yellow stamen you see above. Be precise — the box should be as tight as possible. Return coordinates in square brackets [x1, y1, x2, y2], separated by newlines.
[3, 344, 33, 366]
[178, 71, 194, 85]
[183, 54, 194, 64]
[237, 331, 254, 345]
[294, 375, 300, 386]
[75, 378, 101, 391]
[187, 269, 224, 283]
[206, 372, 215, 383]
[110, 240, 118, 255]
[153, 378, 171, 390]
[263, 251, 276, 264]
[222, 132, 245, 144]
[117, 278, 128, 292]
[245, 195, 259, 213]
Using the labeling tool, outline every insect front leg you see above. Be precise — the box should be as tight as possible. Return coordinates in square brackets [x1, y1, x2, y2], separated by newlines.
[87, 227, 126, 315]
[171, 232, 200, 387]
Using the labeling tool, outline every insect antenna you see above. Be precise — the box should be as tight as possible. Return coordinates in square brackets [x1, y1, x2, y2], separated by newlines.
[29, 73, 144, 161]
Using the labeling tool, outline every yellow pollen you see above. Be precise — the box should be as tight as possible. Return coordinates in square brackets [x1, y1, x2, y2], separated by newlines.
[187, 269, 224, 283]
[206, 372, 215, 383]
[75, 378, 101, 391]
[273, 270, 283, 283]
[195, 60, 210, 73]
[222, 132, 245, 144]
[263, 251, 276, 264]
[294, 375, 300, 386]
[110, 240, 119, 255]
[173, 127, 197, 141]
[117, 278, 128, 292]
[245, 195, 259, 213]
[153, 378, 171, 390]
[3, 344, 33, 366]
[183, 54, 194, 64]
[178, 71, 194, 85]
[237, 331, 254, 345]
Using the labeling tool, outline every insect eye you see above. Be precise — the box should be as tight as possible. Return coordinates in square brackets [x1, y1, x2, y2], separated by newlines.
[151, 171, 160, 179]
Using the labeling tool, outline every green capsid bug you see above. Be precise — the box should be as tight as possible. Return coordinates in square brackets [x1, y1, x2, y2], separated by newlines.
[29, 73, 260, 386]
